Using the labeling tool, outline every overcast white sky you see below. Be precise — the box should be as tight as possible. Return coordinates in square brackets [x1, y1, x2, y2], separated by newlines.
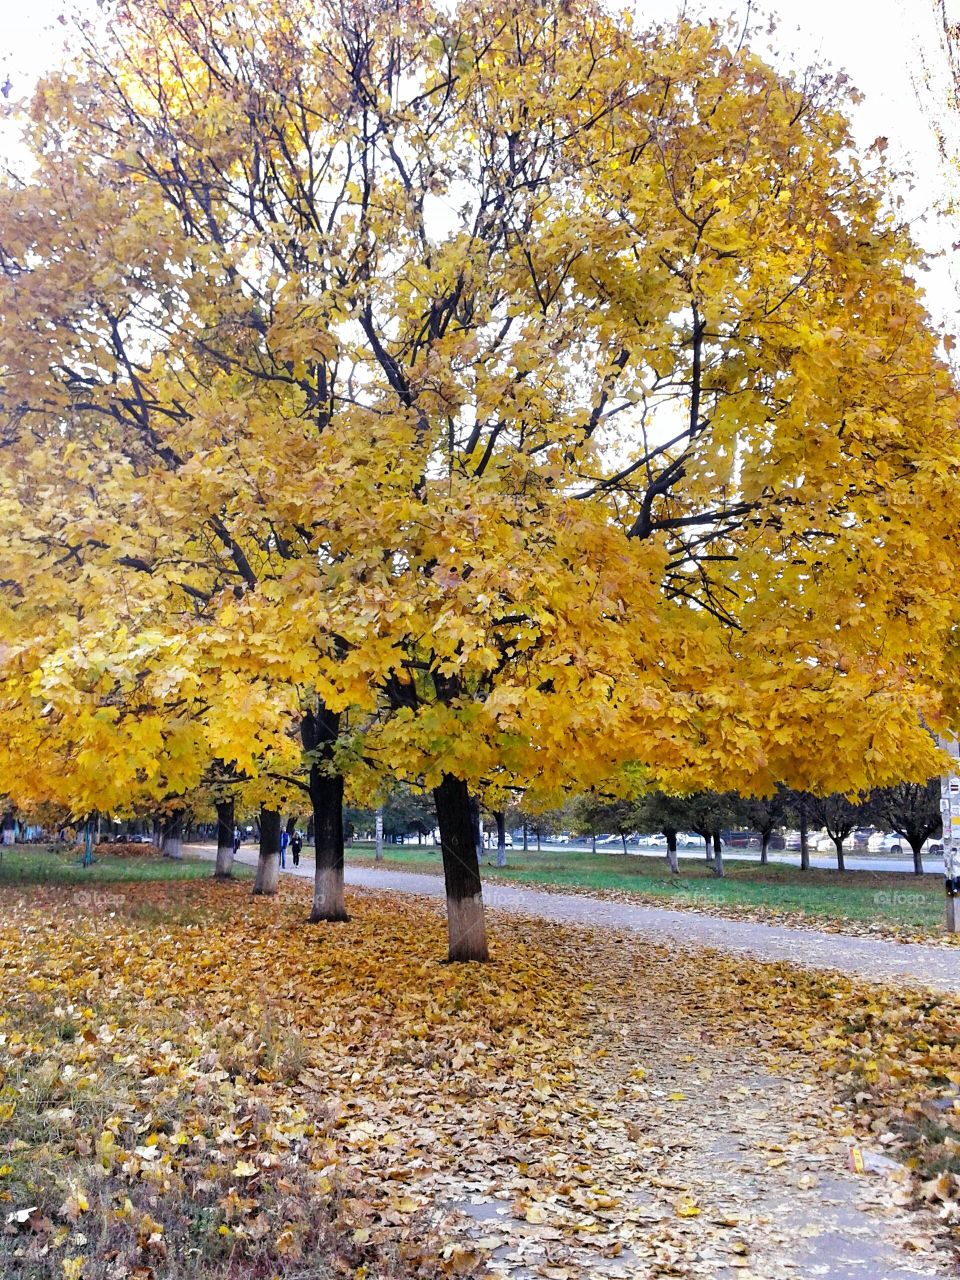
[2, 0, 958, 327]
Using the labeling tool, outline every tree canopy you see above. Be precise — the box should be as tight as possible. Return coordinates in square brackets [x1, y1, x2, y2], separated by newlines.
[1, 0, 958, 955]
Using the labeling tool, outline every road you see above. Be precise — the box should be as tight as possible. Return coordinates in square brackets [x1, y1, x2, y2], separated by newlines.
[569, 842, 938, 874]
[188, 845, 960, 992]
[429, 840, 939, 875]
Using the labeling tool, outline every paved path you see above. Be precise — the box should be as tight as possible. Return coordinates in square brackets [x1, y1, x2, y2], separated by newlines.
[188, 846, 960, 993]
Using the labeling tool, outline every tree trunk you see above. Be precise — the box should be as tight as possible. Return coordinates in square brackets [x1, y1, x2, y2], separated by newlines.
[799, 798, 810, 871]
[469, 795, 483, 862]
[495, 810, 507, 868]
[214, 797, 235, 878]
[433, 773, 488, 963]
[375, 807, 384, 861]
[161, 809, 184, 860]
[523, 822, 528, 853]
[302, 705, 347, 922]
[702, 835, 711, 861]
[711, 831, 724, 878]
[760, 831, 770, 865]
[665, 830, 679, 875]
[308, 769, 347, 922]
[82, 817, 94, 867]
[833, 836, 846, 873]
[151, 816, 162, 849]
[910, 838, 924, 875]
[536, 828, 541, 853]
[620, 832, 627, 855]
[253, 808, 281, 895]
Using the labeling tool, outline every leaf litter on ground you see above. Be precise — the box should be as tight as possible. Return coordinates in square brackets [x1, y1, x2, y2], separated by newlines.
[0, 876, 958, 1279]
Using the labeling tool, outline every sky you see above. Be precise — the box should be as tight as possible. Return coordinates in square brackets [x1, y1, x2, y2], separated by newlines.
[2, 0, 958, 327]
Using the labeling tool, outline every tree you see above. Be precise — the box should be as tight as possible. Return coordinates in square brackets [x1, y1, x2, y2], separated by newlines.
[633, 792, 694, 874]
[214, 795, 236, 880]
[253, 808, 282, 896]
[685, 793, 739, 879]
[378, 787, 436, 845]
[809, 793, 864, 873]
[492, 811, 508, 868]
[869, 780, 942, 875]
[740, 789, 789, 866]
[570, 795, 636, 855]
[2, 0, 960, 964]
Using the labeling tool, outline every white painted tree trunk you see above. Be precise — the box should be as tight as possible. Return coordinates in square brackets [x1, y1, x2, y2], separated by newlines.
[253, 809, 281, 896]
[375, 807, 384, 862]
[254, 852, 280, 894]
[666, 835, 679, 874]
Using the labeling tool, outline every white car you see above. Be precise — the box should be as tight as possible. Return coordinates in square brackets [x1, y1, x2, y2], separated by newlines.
[642, 833, 667, 847]
[676, 833, 700, 848]
[867, 832, 903, 854]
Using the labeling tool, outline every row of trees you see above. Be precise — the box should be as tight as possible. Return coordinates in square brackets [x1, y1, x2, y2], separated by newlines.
[349, 777, 941, 877]
[567, 782, 941, 876]
[0, 0, 958, 960]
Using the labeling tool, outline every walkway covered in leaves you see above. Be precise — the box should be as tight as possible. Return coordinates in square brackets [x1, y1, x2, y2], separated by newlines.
[189, 847, 960, 993]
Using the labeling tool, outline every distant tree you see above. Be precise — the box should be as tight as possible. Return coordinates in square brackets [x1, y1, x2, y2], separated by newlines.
[868, 780, 941, 875]
[685, 792, 739, 878]
[383, 788, 436, 844]
[809, 793, 864, 873]
[781, 788, 812, 871]
[569, 794, 636, 855]
[740, 788, 789, 865]
[633, 792, 692, 873]
[521, 809, 565, 854]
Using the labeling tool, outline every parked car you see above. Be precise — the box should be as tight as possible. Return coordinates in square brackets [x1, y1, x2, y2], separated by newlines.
[724, 830, 756, 848]
[128, 833, 153, 844]
[643, 833, 667, 848]
[867, 832, 903, 854]
[596, 834, 621, 846]
[676, 832, 701, 848]
[482, 832, 514, 849]
[783, 830, 802, 850]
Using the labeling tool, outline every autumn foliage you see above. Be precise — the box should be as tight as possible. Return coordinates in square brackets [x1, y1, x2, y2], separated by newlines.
[0, 0, 958, 956]
[2, 874, 958, 1277]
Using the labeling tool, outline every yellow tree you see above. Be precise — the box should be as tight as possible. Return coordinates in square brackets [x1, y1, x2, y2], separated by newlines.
[1, 0, 959, 963]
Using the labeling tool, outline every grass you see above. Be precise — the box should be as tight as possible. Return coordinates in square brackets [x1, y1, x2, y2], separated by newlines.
[0, 844, 251, 886]
[343, 843, 949, 935]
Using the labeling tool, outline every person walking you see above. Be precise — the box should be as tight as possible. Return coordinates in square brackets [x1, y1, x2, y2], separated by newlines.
[279, 825, 289, 869]
[233, 826, 242, 857]
[291, 830, 302, 868]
